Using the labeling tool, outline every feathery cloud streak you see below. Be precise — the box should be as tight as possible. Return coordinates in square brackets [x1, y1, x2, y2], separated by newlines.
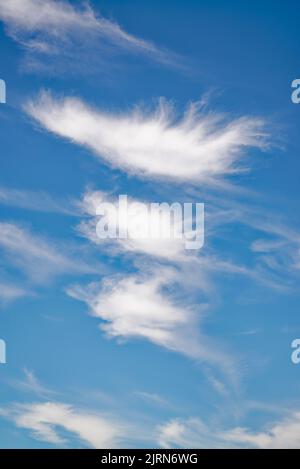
[0, 222, 94, 283]
[67, 267, 237, 384]
[0, 0, 175, 71]
[25, 92, 268, 184]
[0, 186, 78, 215]
[158, 412, 300, 449]
[0, 401, 125, 448]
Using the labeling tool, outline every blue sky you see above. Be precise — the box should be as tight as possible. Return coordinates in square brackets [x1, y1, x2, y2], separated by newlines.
[0, 0, 300, 449]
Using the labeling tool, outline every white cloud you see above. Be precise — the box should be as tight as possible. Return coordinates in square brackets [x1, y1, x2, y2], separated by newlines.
[67, 268, 237, 383]
[0, 401, 125, 448]
[0, 0, 174, 72]
[67, 269, 193, 349]
[78, 190, 288, 290]
[158, 418, 222, 449]
[222, 412, 300, 448]
[5, 401, 300, 449]
[158, 412, 300, 449]
[80, 190, 291, 286]
[0, 222, 94, 283]
[25, 92, 267, 184]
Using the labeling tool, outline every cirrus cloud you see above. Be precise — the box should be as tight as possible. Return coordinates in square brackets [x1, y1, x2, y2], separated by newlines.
[0, 401, 126, 448]
[0, 0, 177, 73]
[25, 92, 268, 184]
[158, 411, 300, 449]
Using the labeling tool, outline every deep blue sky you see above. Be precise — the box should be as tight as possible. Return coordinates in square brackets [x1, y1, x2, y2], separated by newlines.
[0, 0, 300, 449]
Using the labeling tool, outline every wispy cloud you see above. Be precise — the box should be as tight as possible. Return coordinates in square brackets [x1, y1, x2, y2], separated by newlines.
[0, 222, 95, 283]
[205, 195, 300, 289]
[221, 412, 300, 448]
[78, 188, 291, 292]
[135, 391, 171, 409]
[67, 267, 237, 385]
[25, 92, 268, 184]
[9, 369, 57, 399]
[0, 186, 78, 215]
[0, 0, 176, 73]
[0, 282, 28, 303]
[4, 400, 300, 449]
[158, 411, 300, 448]
[158, 418, 221, 449]
[67, 268, 197, 350]
[0, 401, 126, 448]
